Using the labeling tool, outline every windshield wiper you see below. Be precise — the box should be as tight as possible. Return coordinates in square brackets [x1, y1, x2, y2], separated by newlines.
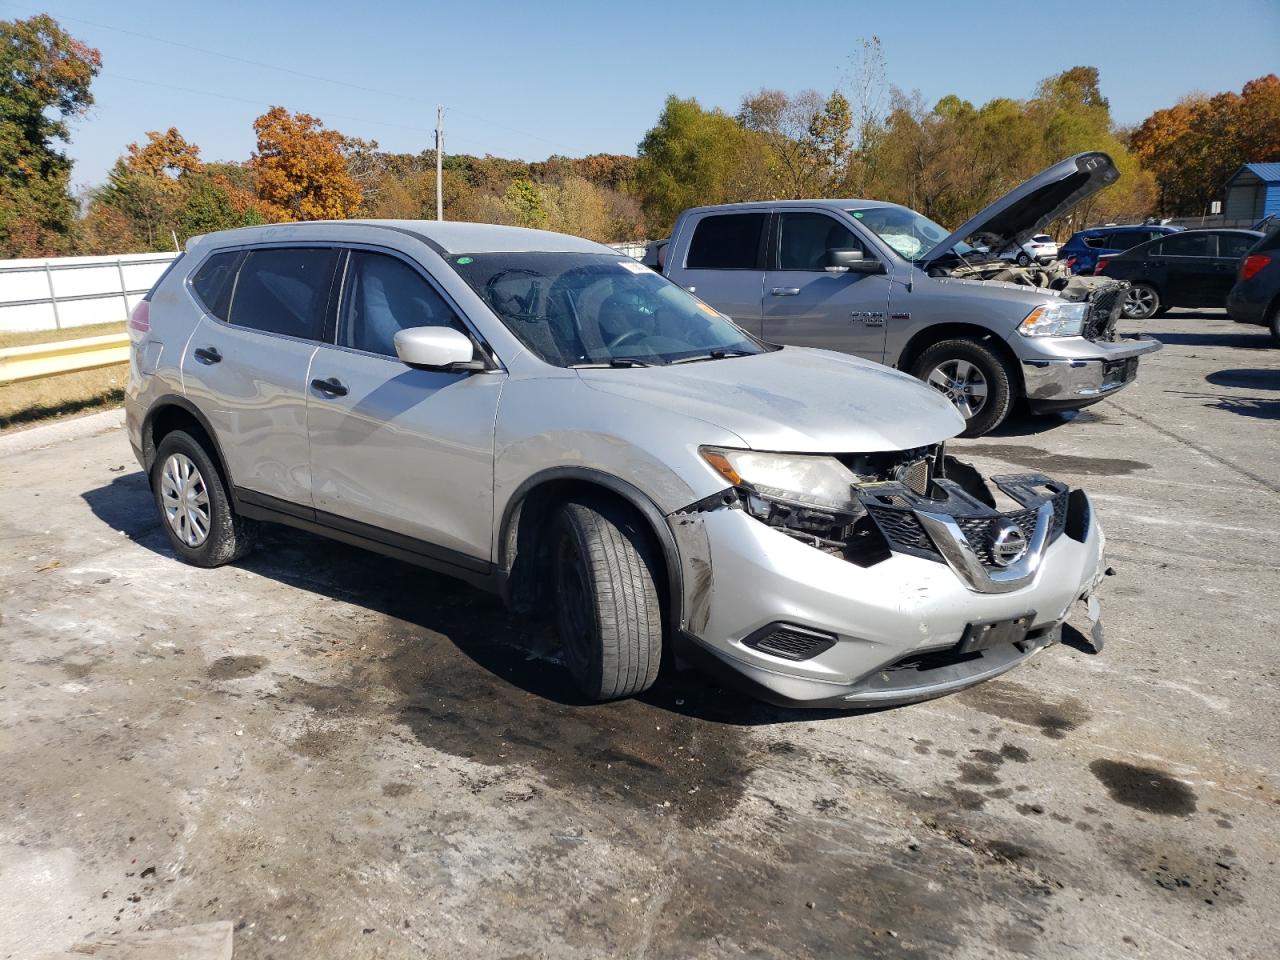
[569, 356, 661, 368]
[671, 349, 755, 364]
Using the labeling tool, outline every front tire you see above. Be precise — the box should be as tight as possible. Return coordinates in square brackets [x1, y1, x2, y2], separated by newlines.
[1123, 283, 1161, 320]
[151, 430, 256, 567]
[553, 498, 663, 701]
[1016, 252, 1031, 267]
[911, 338, 1016, 437]
[1269, 302, 1280, 347]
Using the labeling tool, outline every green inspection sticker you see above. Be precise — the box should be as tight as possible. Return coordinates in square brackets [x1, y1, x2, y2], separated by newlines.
[456, 256, 473, 264]
[852, 211, 864, 219]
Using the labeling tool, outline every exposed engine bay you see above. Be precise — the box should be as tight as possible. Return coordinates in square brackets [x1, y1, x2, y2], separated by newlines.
[926, 251, 1129, 342]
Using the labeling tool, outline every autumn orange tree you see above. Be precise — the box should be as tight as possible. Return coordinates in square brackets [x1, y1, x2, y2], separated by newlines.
[1132, 74, 1280, 216]
[250, 106, 362, 221]
[0, 13, 101, 257]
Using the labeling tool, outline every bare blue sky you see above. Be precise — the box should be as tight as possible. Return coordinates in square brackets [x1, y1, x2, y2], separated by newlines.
[7, 0, 1280, 189]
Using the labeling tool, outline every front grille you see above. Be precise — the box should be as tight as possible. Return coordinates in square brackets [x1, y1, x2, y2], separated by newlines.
[867, 506, 936, 556]
[897, 458, 930, 496]
[744, 624, 837, 662]
[1084, 284, 1125, 341]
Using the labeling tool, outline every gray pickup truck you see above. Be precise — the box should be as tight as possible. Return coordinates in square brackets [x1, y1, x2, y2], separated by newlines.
[647, 152, 1161, 435]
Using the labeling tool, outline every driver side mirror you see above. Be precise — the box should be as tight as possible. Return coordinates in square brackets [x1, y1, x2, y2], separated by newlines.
[826, 247, 884, 275]
[394, 326, 486, 373]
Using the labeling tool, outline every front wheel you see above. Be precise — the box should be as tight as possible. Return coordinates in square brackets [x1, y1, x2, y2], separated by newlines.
[553, 498, 663, 701]
[1016, 252, 1031, 267]
[1269, 303, 1280, 348]
[1122, 283, 1161, 320]
[911, 339, 1016, 437]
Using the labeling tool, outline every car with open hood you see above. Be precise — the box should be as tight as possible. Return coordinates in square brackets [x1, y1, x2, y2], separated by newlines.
[652, 152, 1162, 436]
[125, 220, 1110, 708]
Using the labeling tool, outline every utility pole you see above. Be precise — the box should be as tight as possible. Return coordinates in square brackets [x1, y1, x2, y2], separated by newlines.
[435, 105, 444, 221]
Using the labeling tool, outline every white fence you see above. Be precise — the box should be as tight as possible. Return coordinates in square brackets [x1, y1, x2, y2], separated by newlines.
[0, 252, 179, 334]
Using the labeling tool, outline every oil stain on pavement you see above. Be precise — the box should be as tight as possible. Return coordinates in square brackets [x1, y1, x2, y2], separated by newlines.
[971, 443, 1151, 477]
[1089, 759, 1198, 816]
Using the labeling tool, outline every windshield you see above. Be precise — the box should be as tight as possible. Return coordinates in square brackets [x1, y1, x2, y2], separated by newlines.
[448, 252, 767, 367]
[847, 207, 973, 262]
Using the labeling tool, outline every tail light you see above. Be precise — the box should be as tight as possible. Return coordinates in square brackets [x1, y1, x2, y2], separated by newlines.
[1241, 254, 1272, 282]
[1064, 255, 1077, 270]
[129, 299, 150, 333]
[1095, 258, 1110, 275]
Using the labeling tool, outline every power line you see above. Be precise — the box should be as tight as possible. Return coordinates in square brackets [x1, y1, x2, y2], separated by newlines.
[12, 4, 569, 152]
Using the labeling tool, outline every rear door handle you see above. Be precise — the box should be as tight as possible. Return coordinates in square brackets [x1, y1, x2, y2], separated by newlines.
[310, 377, 348, 397]
[770, 287, 801, 297]
[193, 346, 221, 365]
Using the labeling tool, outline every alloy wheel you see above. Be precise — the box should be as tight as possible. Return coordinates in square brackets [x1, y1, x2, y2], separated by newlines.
[926, 359, 989, 420]
[160, 452, 211, 547]
[1123, 286, 1156, 319]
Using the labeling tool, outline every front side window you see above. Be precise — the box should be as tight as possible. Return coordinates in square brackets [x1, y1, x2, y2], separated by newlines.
[189, 251, 239, 321]
[1158, 233, 1212, 258]
[449, 253, 767, 367]
[338, 251, 464, 357]
[847, 206, 967, 261]
[685, 213, 766, 269]
[228, 247, 337, 340]
[776, 212, 862, 271]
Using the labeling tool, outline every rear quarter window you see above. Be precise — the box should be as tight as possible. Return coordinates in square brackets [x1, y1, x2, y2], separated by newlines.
[189, 250, 242, 321]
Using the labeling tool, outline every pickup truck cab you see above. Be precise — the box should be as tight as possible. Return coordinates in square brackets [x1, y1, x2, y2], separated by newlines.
[649, 153, 1162, 436]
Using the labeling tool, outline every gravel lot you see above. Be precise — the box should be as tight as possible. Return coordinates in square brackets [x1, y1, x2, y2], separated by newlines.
[2, 311, 1277, 959]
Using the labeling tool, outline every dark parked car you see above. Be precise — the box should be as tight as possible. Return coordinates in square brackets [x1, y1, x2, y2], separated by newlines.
[1060, 224, 1183, 275]
[1227, 227, 1280, 345]
[1096, 229, 1264, 319]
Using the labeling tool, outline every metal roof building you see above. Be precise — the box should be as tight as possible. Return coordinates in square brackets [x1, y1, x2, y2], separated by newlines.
[1224, 163, 1280, 221]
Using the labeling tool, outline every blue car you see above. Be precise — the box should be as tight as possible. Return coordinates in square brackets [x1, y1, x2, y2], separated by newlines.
[1061, 224, 1184, 274]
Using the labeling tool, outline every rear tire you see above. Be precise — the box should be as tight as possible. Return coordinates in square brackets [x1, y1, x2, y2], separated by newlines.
[1269, 303, 1280, 348]
[1123, 283, 1161, 320]
[553, 498, 663, 701]
[911, 338, 1016, 438]
[151, 430, 256, 567]
[1016, 252, 1031, 267]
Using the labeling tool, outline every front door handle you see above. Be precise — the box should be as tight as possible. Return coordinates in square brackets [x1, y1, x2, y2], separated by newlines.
[310, 377, 349, 397]
[193, 346, 221, 365]
[770, 287, 801, 297]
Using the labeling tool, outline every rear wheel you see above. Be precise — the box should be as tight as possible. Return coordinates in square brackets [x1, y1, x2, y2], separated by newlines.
[1269, 302, 1280, 347]
[553, 498, 663, 701]
[911, 338, 1016, 437]
[1122, 283, 1161, 320]
[1016, 252, 1031, 267]
[151, 430, 256, 567]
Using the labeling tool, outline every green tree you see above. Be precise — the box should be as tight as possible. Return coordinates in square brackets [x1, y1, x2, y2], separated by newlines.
[0, 14, 100, 257]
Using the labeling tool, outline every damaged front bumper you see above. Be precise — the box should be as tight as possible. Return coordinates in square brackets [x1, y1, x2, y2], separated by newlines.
[1017, 334, 1162, 411]
[667, 465, 1108, 708]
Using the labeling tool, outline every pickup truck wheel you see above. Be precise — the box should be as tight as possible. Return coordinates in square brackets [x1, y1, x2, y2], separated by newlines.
[553, 498, 663, 701]
[912, 339, 1015, 437]
[152, 430, 256, 567]
[1122, 283, 1160, 320]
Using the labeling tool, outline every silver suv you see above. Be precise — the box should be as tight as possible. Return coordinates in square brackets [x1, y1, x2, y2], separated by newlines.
[126, 220, 1109, 708]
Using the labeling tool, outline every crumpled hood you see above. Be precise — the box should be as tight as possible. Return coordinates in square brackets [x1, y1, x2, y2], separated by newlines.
[575, 347, 964, 453]
[922, 152, 1119, 265]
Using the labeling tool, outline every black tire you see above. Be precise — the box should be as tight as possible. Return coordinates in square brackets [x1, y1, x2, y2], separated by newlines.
[1016, 252, 1031, 267]
[1123, 283, 1161, 320]
[1269, 302, 1280, 348]
[552, 497, 663, 701]
[151, 429, 256, 567]
[911, 338, 1016, 438]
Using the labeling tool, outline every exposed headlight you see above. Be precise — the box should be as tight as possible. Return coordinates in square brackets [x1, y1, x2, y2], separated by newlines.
[1017, 301, 1088, 337]
[700, 447, 861, 513]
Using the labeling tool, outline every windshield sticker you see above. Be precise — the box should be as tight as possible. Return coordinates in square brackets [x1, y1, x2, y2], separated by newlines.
[617, 259, 648, 274]
[456, 256, 473, 265]
[852, 211, 864, 218]
[695, 301, 721, 317]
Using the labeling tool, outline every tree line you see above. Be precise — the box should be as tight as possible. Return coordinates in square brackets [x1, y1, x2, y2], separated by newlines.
[2, 14, 1277, 260]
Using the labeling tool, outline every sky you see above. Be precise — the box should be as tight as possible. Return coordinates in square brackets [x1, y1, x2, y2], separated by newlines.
[7, 0, 1280, 190]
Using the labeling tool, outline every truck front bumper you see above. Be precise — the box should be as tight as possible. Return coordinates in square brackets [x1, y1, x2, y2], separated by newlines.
[668, 481, 1107, 709]
[1017, 334, 1162, 412]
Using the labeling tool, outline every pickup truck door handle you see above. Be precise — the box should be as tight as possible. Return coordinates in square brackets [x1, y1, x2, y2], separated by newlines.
[310, 377, 349, 397]
[193, 346, 221, 365]
[770, 287, 801, 297]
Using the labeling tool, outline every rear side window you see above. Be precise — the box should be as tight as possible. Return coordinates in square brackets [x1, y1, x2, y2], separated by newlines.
[686, 213, 766, 269]
[1157, 233, 1211, 257]
[1081, 234, 1108, 249]
[189, 251, 240, 321]
[1107, 231, 1148, 250]
[1217, 234, 1256, 259]
[229, 247, 338, 340]
[776, 212, 862, 270]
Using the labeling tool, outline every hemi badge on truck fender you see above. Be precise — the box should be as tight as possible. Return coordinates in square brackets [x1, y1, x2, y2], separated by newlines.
[891, 313, 911, 320]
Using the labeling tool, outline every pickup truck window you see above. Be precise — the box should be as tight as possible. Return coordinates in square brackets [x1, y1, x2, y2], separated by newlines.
[449, 252, 766, 367]
[848, 206, 967, 262]
[686, 213, 766, 269]
[777, 212, 862, 271]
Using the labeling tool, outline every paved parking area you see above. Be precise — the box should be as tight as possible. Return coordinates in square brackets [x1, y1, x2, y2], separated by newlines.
[3, 311, 1278, 959]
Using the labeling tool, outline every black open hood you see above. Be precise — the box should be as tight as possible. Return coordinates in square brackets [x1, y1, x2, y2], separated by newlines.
[922, 152, 1120, 264]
